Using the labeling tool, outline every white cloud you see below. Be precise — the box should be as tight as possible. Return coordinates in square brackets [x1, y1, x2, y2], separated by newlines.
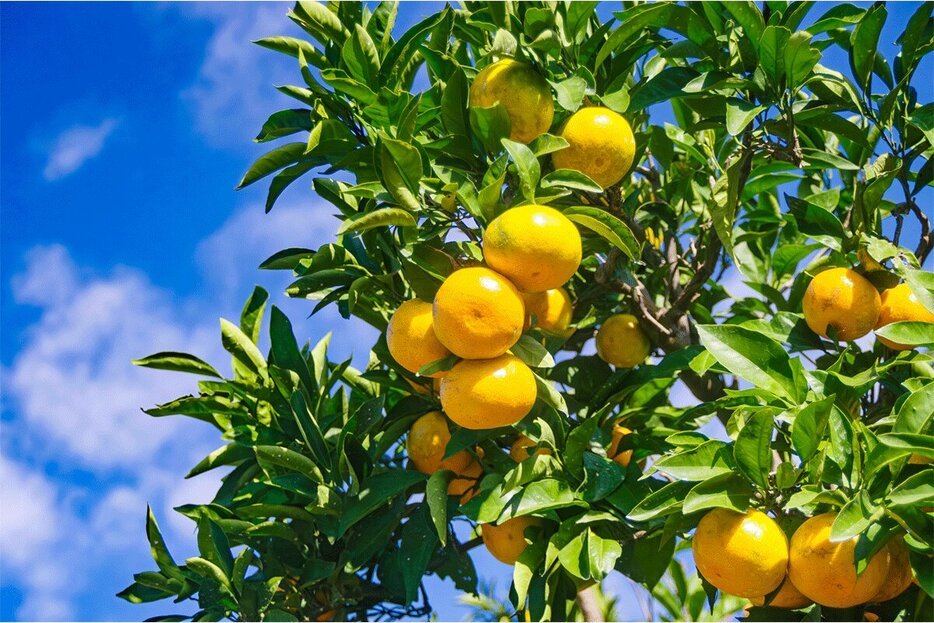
[43, 117, 120, 181]
[180, 3, 297, 148]
[5, 245, 219, 470]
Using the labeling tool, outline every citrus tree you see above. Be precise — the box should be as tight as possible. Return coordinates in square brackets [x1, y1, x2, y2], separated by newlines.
[120, 2, 934, 621]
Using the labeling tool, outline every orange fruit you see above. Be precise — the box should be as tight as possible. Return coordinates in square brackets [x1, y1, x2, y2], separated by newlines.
[468, 59, 554, 144]
[387, 299, 452, 377]
[595, 314, 651, 368]
[551, 106, 636, 188]
[510, 435, 551, 462]
[802, 267, 881, 341]
[871, 535, 913, 602]
[482, 516, 543, 564]
[440, 354, 537, 430]
[406, 411, 474, 475]
[523, 287, 574, 336]
[607, 424, 634, 467]
[750, 577, 812, 609]
[692, 508, 789, 599]
[875, 283, 934, 350]
[788, 513, 889, 608]
[483, 205, 582, 293]
[432, 267, 525, 359]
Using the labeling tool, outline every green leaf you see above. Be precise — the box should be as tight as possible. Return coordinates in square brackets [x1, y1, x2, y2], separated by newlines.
[254, 446, 324, 482]
[783, 30, 821, 89]
[499, 478, 582, 519]
[683, 473, 753, 514]
[197, 517, 234, 577]
[878, 433, 934, 460]
[725, 98, 765, 136]
[254, 109, 314, 142]
[558, 527, 622, 581]
[733, 410, 774, 488]
[724, 1, 765, 48]
[510, 335, 555, 368]
[379, 9, 446, 85]
[502, 139, 541, 202]
[220, 318, 267, 378]
[336, 207, 417, 235]
[342, 24, 380, 84]
[627, 481, 693, 522]
[792, 396, 834, 460]
[398, 504, 439, 604]
[469, 103, 511, 153]
[629, 67, 698, 111]
[901, 269, 934, 315]
[850, 4, 887, 91]
[270, 306, 315, 394]
[426, 470, 453, 546]
[237, 142, 306, 189]
[830, 491, 882, 542]
[596, 3, 674, 67]
[876, 321, 934, 348]
[132, 352, 221, 378]
[552, 76, 588, 112]
[887, 471, 934, 508]
[290, 1, 349, 45]
[240, 286, 268, 346]
[651, 441, 735, 482]
[380, 135, 423, 211]
[258, 248, 316, 271]
[417, 354, 458, 377]
[563, 206, 640, 260]
[185, 556, 234, 595]
[759, 25, 791, 84]
[696, 324, 801, 402]
[186, 443, 253, 479]
[540, 169, 603, 193]
[338, 471, 426, 537]
[534, 374, 567, 415]
[894, 381, 934, 434]
[145, 506, 185, 582]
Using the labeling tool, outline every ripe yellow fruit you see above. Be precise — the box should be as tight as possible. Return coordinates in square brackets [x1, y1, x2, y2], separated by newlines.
[788, 513, 889, 608]
[876, 283, 934, 350]
[387, 299, 452, 378]
[607, 424, 634, 467]
[692, 508, 789, 599]
[406, 411, 474, 475]
[595, 314, 651, 368]
[551, 106, 636, 188]
[433, 267, 525, 359]
[482, 516, 543, 564]
[448, 456, 483, 503]
[871, 536, 913, 602]
[468, 59, 554, 144]
[483, 205, 582, 293]
[523, 288, 574, 336]
[750, 577, 812, 609]
[510, 435, 551, 462]
[803, 267, 881, 341]
[440, 354, 537, 430]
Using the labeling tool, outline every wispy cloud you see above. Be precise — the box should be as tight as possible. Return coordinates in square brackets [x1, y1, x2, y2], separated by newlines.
[42, 118, 120, 181]
[179, 3, 296, 148]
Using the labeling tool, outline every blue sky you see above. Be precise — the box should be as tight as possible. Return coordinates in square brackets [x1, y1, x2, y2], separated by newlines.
[0, 2, 931, 622]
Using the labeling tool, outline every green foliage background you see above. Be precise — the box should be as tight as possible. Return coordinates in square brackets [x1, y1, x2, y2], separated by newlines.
[121, 2, 934, 621]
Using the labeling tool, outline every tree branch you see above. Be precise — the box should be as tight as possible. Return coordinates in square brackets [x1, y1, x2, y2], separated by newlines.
[577, 585, 604, 622]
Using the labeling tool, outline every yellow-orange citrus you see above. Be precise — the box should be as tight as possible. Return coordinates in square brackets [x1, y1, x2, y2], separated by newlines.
[692, 508, 789, 599]
[607, 424, 634, 467]
[803, 268, 881, 341]
[482, 516, 543, 564]
[788, 513, 889, 608]
[552, 106, 636, 188]
[523, 288, 574, 336]
[440, 354, 536, 430]
[876, 283, 934, 350]
[596, 314, 651, 368]
[468, 59, 554, 144]
[406, 411, 474, 475]
[483, 205, 582, 293]
[510, 435, 551, 462]
[433, 267, 525, 359]
[751, 577, 812, 609]
[387, 299, 452, 378]
[871, 536, 913, 602]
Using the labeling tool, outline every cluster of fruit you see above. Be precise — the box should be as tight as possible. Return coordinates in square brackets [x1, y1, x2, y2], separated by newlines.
[382, 58, 665, 564]
[694, 509, 914, 611]
[804, 267, 934, 346]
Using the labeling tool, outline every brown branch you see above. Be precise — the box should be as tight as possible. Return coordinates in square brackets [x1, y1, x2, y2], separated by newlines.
[910, 202, 933, 264]
[577, 585, 604, 622]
